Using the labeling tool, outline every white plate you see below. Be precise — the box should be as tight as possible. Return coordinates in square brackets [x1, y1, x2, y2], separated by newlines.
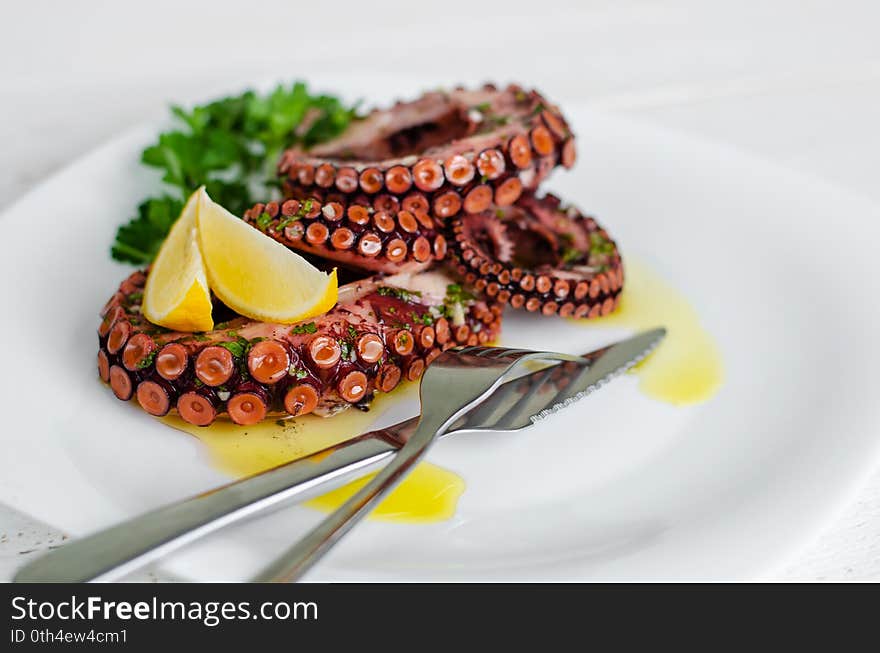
[2, 89, 880, 581]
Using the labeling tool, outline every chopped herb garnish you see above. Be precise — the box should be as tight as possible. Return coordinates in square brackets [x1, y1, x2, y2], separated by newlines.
[255, 212, 273, 231]
[347, 325, 358, 340]
[289, 365, 309, 379]
[136, 350, 157, 370]
[340, 340, 356, 362]
[445, 283, 474, 305]
[440, 283, 476, 321]
[277, 198, 316, 229]
[474, 102, 491, 113]
[290, 322, 318, 335]
[589, 232, 614, 256]
[128, 292, 143, 303]
[561, 247, 582, 265]
[276, 214, 300, 230]
[409, 311, 434, 326]
[377, 286, 422, 303]
[217, 340, 246, 358]
[485, 115, 510, 128]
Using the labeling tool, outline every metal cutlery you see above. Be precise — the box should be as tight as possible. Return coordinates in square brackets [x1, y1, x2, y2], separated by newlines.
[14, 328, 665, 583]
[252, 344, 596, 582]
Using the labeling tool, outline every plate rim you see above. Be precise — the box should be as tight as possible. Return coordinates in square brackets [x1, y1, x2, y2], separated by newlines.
[2, 104, 880, 581]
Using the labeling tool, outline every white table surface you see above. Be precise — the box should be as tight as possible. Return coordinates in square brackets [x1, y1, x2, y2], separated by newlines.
[2, 0, 879, 582]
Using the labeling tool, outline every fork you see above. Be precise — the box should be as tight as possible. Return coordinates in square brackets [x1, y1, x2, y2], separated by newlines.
[252, 345, 588, 582]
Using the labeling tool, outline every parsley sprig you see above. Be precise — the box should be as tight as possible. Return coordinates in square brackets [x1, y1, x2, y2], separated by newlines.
[111, 82, 358, 264]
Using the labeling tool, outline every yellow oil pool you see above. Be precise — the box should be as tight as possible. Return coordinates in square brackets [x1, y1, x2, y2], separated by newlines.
[573, 258, 723, 406]
[161, 381, 463, 523]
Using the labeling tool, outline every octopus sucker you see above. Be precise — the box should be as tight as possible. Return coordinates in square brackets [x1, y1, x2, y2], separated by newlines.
[446, 193, 624, 317]
[97, 269, 503, 426]
[136, 379, 173, 417]
[277, 84, 574, 216]
[243, 195, 449, 275]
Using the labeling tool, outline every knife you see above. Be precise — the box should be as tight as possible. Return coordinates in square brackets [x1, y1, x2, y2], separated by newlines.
[14, 328, 665, 582]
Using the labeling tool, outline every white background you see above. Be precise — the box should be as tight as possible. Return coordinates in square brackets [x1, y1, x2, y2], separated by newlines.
[1, 0, 879, 581]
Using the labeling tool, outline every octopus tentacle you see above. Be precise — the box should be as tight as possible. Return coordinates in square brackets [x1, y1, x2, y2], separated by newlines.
[447, 193, 623, 318]
[278, 84, 575, 218]
[243, 196, 447, 274]
[98, 269, 503, 426]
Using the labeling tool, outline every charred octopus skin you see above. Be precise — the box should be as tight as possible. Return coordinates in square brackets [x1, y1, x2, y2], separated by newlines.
[447, 193, 624, 318]
[277, 84, 575, 219]
[98, 270, 503, 426]
[242, 196, 447, 274]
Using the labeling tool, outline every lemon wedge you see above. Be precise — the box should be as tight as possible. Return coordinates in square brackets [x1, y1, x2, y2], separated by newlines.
[196, 188, 337, 323]
[142, 190, 214, 332]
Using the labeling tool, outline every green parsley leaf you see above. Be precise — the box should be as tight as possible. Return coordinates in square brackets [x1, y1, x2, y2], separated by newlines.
[111, 82, 359, 264]
[111, 196, 183, 264]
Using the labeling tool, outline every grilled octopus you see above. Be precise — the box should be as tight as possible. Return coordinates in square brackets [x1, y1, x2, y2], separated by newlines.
[98, 83, 624, 425]
[99, 269, 502, 426]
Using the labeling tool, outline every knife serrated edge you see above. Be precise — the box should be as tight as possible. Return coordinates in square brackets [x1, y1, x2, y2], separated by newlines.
[528, 327, 666, 423]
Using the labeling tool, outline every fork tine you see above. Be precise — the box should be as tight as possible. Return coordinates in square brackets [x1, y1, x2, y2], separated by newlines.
[489, 368, 562, 430]
[454, 345, 514, 358]
[456, 344, 563, 359]
[458, 345, 504, 357]
[453, 346, 487, 356]
[473, 346, 533, 359]
[460, 359, 562, 429]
